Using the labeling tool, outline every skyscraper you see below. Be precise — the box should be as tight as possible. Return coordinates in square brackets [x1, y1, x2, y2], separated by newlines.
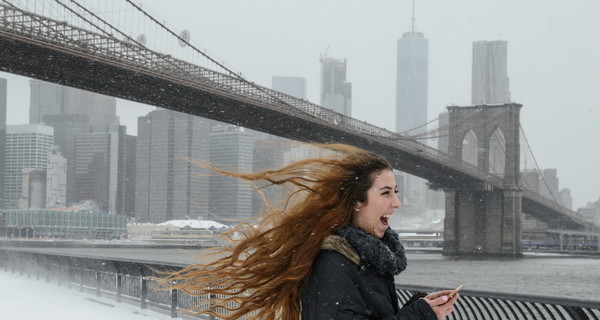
[396, 7, 429, 210]
[272, 76, 307, 99]
[42, 114, 90, 206]
[0, 78, 6, 209]
[541, 168, 560, 201]
[471, 40, 511, 105]
[320, 57, 352, 116]
[209, 124, 255, 223]
[4, 124, 54, 209]
[74, 132, 111, 212]
[135, 109, 210, 223]
[29, 80, 119, 126]
[396, 26, 428, 135]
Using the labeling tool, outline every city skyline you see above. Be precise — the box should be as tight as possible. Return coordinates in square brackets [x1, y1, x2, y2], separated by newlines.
[2, 0, 599, 209]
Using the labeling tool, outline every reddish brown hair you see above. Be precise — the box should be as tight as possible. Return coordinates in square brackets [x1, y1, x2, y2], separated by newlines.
[159, 144, 392, 319]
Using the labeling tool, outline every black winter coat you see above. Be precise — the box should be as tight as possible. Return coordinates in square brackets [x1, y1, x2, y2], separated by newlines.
[300, 235, 436, 320]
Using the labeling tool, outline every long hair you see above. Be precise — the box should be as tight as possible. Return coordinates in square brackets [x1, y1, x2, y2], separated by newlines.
[159, 144, 392, 319]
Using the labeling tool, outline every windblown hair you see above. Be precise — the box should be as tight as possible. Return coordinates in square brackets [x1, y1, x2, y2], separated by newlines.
[159, 144, 392, 319]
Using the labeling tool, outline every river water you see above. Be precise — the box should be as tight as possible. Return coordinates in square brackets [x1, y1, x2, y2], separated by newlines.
[396, 252, 600, 302]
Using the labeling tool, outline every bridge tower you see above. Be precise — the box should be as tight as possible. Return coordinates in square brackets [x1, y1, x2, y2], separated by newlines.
[442, 103, 522, 257]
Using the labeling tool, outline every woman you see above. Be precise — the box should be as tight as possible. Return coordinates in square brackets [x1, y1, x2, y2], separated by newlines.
[161, 144, 457, 319]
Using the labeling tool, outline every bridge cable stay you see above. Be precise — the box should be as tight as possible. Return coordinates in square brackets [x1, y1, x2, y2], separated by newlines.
[0, 1, 455, 145]
[123, 0, 241, 82]
[122, 0, 321, 113]
[399, 107, 511, 141]
[395, 106, 487, 138]
[389, 108, 484, 141]
[405, 108, 487, 139]
[45, 0, 272, 109]
[396, 112, 446, 136]
[519, 125, 562, 205]
[52, 0, 133, 41]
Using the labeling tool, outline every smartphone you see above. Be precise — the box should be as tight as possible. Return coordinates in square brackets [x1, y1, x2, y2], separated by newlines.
[448, 284, 463, 298]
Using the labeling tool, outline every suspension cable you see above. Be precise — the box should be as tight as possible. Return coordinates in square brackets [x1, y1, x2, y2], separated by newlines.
[520, 125, 561, 205]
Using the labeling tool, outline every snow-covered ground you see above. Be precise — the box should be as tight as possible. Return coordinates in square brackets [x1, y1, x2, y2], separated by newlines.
[0, 271, 175, 320]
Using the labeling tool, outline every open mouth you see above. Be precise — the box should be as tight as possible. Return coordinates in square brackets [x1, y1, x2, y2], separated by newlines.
[380, 214, 391, 226]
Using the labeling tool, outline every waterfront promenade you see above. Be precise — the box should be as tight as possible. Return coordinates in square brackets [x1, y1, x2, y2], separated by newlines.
[3, 244, 599, 302]
[0, 271, 172, 319]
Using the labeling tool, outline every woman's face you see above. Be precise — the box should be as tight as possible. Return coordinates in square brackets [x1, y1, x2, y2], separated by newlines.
[352, 169, 401, 238]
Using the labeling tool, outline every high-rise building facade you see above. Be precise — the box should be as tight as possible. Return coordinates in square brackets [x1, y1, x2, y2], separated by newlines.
[541, 168, 559, 201]
[74, 132, 111, 212]
[471, 40, 511, 105]
[0, 78, 6, 209]
[72, 124, 134, 214]
[135, 109, 210, 223]
[320, 57, 352, 116]
[396, 21, 429, 211]
[29, 80, 119, 126]
[272, 76, 307, 99]
[46, 146, 67, 208]
[4, 124, 54, 209]
[209, 125, 254, 223]
[521, 169, 540, 192]
[396, 30, 428, 135]
[18, 168, 46, 209]
[122, 135, 137, 217]
[42, 114, 90, 206]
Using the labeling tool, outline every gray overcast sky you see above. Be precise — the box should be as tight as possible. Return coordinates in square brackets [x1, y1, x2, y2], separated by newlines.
[3, 0, 599, 208]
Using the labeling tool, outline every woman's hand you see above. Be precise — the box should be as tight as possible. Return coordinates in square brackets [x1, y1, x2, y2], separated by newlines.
[422, 290, 458, 320]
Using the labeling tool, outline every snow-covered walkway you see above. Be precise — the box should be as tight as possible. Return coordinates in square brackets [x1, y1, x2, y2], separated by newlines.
[0, 271, 175, 320]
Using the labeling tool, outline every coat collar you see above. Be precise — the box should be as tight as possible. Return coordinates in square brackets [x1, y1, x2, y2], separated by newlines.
[322, 225, 407, 276]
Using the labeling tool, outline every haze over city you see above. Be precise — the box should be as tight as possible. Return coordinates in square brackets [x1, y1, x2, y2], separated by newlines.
[2, 0, 599, 209]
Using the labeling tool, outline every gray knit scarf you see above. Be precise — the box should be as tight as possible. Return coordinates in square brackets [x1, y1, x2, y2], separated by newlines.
[334, 225, 407, 276]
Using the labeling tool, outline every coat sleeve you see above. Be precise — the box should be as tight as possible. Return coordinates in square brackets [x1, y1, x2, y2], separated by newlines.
[394, 297, 438, 320]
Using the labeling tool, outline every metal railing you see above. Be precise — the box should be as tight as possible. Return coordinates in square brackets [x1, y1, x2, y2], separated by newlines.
[2, 248, 599, 319]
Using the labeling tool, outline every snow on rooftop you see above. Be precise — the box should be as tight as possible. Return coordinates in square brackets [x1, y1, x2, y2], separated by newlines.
[158, 219, 228, 230]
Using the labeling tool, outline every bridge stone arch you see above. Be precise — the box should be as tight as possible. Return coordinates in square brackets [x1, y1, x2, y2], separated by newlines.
[488, 126, 506, 176]
[461, 129, 478, 166]
[443, 103, 523, 257]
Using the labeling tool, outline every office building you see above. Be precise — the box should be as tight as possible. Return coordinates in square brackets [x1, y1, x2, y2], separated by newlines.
[541, 168, 559, 201]
[73, 132, 112, 212]
[396, 29, 428, 135]
[579, 199, 600, 227]
[42, 114, 90, 206]
[0, 78, 6, 209]
[18, 169, 46, 209]
[471, 40, 511, 105]
[90, 124, 135, 215]
[560, 188, 572, 210]
[29, 79, 119, 126]
[521, 169, 540, 193]
[122, 135, 137, 217]
[272, 76, 307, 99]
[320, 56, 352, 116]
[395, 11, 430, 211]
[209, 125, 254, 223]
[135, 109, 210, 223]
[46, 146, 67, 208]
[4, 124, 54, 209]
